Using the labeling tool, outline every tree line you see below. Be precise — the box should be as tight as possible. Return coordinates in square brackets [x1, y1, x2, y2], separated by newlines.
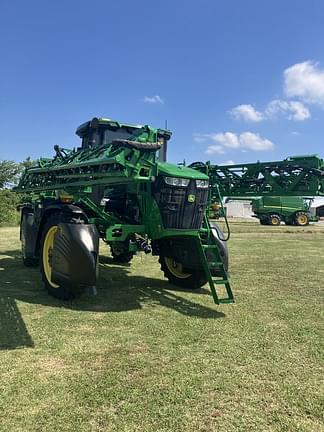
[0, 159, 33, 226]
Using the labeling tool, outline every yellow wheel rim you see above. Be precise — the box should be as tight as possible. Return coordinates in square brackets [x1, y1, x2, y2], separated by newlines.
[164, 257, 191, 279]
[297, 214, 307, 225]
[271, 217, 280, 225]
[42, 226, 59, 288]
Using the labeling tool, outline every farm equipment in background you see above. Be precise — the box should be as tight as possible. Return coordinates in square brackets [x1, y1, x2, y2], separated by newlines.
[190, 155, 324, 225]
[209, 201, 227, 219]
[251, 196, 318, 226]
[15, 117, 232, 305]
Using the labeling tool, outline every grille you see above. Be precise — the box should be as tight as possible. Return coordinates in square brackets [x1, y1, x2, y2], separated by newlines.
[153, 177, 208, 229]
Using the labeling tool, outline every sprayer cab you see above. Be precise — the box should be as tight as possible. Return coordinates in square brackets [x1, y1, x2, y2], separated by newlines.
[76, 117, 172, 161]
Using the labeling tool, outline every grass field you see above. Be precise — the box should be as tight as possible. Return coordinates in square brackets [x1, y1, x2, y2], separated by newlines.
[0, 223, 323, 431]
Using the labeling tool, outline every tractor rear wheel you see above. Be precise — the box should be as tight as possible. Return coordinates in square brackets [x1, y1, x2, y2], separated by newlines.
[21, 212, 39, 267]
[40, 213, 80, 300]
[294, 212, 309, 226]
[159, 255, 207, 290]
[269, 214, 281, 226]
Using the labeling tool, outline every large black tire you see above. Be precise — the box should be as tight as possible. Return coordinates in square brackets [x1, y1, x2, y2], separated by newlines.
[110, 242, 134, 264]
[159, 255, 207, 290]
[21, 212, 39, 267]
[40, 212, 81, 300]
[294, 212, 309, 226]
[159, 222, 228, 289]
[23, 256, 39, 267]
[269, 214, 281, 226]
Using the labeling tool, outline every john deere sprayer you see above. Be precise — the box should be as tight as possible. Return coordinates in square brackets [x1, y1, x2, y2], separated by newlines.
[16, 117, 232, 305]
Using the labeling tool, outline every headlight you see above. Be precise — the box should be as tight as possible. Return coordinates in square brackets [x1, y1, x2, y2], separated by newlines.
[164, 177, 190, 187]
[195, 179, 209, 189]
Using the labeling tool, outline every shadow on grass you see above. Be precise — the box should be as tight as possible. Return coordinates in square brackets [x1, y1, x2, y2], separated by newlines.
[0, 250, 224, 349]
[0, 296, 34, 350]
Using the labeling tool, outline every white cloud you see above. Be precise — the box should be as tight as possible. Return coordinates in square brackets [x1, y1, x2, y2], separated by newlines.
[229, 104, 264, 122]
[212, 132, 240, 148]
[204, 131, 274, 154]
[288, 101, 311, 120]
[266, 99, 310, 121]
[143, 95, 164, 104]
[194, 132, 240, 148]
[230, 99, 310, 123]
[229, 60, 324, 125]
[239, 132, 274, 151]
[205, 145, 225, 155]
[284, 61, 324, 105]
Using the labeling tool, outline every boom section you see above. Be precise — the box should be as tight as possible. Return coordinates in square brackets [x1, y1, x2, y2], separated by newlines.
[191, 155, 324, 198]
[16, 138, 161, 193]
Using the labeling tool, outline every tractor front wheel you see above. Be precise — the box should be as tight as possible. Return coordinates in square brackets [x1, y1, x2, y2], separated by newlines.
[159, 255, 207, 290]
[269, 214, 281, 226]
[294, 212, 309, 226]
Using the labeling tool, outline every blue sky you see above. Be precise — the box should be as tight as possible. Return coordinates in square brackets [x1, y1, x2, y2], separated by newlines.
[1, 0, 324, 167]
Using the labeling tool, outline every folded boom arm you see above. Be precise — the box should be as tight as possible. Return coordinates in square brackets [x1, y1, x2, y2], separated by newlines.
[190, 155, 324, 199]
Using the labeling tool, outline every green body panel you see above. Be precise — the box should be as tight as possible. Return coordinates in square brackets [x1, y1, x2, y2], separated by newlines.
[157, 162, 207, 180]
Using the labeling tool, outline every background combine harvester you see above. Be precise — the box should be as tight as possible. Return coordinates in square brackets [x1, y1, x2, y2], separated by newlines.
[251, 196, 318, 226]
[190, 156, 324, 226]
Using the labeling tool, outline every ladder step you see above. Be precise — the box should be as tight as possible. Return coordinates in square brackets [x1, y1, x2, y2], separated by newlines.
[218, 298, 235, 304]
[208, 261, 223, 267]
[198, 237, 234, 305]
[212, 279, 229, 284]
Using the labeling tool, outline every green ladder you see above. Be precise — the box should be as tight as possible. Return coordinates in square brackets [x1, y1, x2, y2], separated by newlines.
[197, 237, 234, 305]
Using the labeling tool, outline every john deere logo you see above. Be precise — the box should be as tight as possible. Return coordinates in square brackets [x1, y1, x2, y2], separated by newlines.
[188, 194, 195, 203]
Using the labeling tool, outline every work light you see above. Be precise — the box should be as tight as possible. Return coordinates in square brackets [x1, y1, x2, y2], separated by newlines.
[195, 179, 209, 188]
[164, 177, 190, 187]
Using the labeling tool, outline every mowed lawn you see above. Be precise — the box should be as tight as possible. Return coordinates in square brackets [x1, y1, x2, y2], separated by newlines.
[0, 223, 323, 432]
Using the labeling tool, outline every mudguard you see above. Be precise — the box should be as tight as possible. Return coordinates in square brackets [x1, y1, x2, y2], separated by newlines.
[51, 223, 99, 289]
[20, 202, 88, 260]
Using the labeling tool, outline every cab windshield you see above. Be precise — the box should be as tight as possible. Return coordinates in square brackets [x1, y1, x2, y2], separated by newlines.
[83, 126, 140, 148]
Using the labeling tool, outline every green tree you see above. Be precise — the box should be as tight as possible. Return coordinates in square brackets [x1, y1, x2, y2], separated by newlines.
[0, 158, 34, 225]
[0, 189, 20, 225]
[0, 160, 21, 188]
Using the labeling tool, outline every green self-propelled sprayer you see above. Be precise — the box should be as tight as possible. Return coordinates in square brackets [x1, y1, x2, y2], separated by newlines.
[16, 117, 232, 305]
